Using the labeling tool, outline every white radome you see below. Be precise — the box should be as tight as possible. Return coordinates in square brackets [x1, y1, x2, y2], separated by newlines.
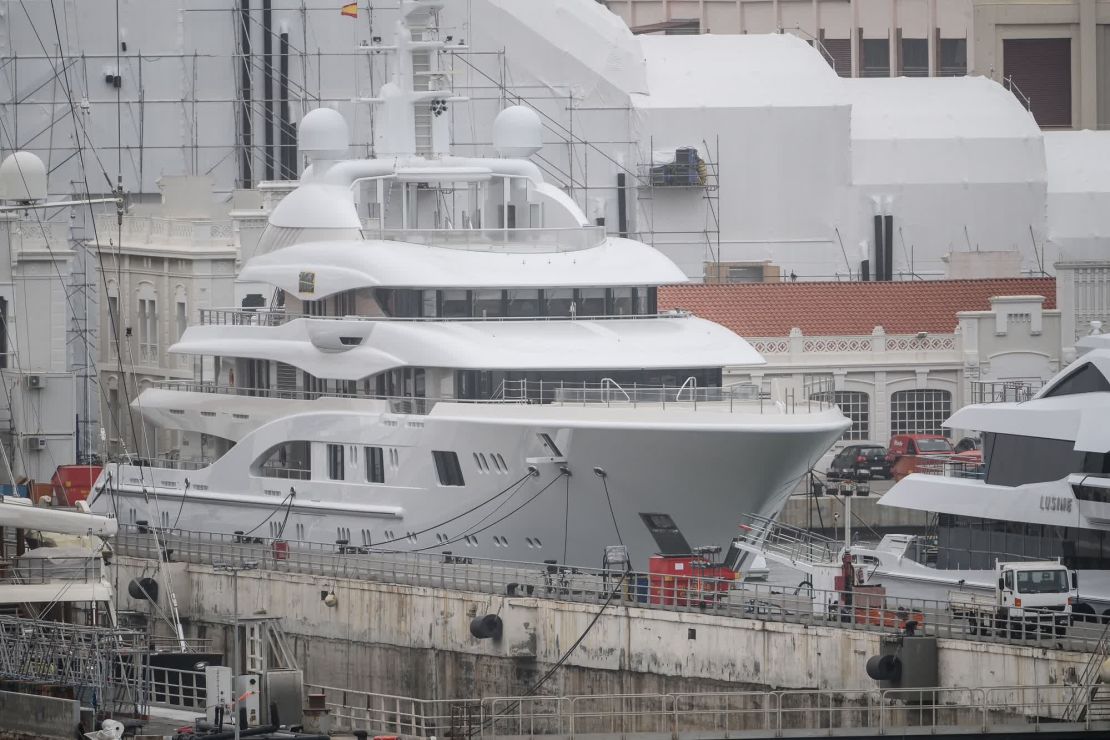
[297, 107, 350, 160]
[492, 105, 543, 158]
[0, 151, 48, 202]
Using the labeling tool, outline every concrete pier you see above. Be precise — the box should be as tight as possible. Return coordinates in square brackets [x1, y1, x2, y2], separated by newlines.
[115, 555, 1090, 702]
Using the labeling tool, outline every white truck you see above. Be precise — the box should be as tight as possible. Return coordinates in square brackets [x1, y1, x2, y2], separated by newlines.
[948, 561, 1077, 638]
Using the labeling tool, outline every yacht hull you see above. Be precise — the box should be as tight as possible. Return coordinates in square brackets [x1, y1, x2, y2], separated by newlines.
[91, 404, 847, 569]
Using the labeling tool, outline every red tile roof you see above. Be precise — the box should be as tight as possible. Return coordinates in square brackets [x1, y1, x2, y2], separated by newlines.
[659, 278, 1056, 337]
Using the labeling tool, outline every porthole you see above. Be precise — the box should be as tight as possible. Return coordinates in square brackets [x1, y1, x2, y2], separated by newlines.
[525, 537, 534, 548]
[534, 538, 542, 548]
[496, 453, 508, 472]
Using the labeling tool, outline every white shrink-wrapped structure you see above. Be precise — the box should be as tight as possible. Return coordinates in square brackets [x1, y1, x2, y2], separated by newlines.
[845, 77, 1047, 277]
[631, 34, 852, 277]
[1044, 131, 1110, 263]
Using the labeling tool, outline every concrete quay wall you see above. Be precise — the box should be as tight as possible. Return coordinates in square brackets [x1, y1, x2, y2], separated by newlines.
[116, 557, 1089, 701]
[0, 690, 80, 740]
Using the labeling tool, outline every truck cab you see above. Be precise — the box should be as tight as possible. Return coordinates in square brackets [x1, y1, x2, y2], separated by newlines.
[996, 561, 1076, 616]
[949, 560, 1076, 638]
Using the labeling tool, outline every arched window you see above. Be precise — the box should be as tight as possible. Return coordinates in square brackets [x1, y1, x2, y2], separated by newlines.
[812, 390, 871, 440]
[890, 389, 952, 436]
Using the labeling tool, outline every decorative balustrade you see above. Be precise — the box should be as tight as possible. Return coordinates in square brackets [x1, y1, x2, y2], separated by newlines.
[94, 214, 236, 246]
[749, 329, 959, 358]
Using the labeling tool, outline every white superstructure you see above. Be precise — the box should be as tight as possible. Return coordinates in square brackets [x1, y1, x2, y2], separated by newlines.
[860, 335, 1110, 618]
[87, 2, 848, 569]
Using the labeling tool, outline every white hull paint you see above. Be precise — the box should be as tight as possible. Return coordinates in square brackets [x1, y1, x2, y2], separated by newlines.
[91, 402, 847, 568]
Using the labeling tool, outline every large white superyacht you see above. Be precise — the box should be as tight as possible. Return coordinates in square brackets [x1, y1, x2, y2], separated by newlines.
[844, 336, 1110, 617]
[88, 1, 849, 568]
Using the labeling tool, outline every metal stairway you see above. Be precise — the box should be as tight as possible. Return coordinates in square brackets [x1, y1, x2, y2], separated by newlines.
[1063, 620, 1110, 721]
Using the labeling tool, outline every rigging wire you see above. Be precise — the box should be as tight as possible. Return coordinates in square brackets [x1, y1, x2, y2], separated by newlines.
[411, 470, 568, 553]
[599, 474, 624, 548]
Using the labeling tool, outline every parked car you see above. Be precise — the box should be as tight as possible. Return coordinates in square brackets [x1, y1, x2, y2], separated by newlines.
[887, 434, 966, 480]
[954, 436, 981, 454]
[827, 443, 891, 480]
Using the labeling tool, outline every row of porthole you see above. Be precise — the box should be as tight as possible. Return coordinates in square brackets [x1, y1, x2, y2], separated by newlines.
[311, 528, 541, 549]
[473, 452, 509, 474]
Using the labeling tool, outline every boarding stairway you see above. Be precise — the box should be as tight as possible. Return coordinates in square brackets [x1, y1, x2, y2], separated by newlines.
[1063, 620, 1110, 721]
[735, 513, 841, 570]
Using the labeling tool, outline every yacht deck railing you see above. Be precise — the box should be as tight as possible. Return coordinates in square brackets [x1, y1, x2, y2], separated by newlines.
[969, 378, 1043, 404]
[151, 380, 835, 415]
[196, 308, 691, 327]
[376, 226, 607, 253]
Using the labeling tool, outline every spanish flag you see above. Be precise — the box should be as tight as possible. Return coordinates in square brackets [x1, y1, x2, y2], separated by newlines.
[340, 2, 357, 18]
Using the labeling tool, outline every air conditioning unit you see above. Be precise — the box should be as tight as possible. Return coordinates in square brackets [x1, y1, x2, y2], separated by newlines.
[24, 374, 44, 390]
[25, 436, 48, 451]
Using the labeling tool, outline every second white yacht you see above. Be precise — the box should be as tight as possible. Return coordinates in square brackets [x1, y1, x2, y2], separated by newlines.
[89, 1, 849, 568]
[849, 335, 1110, 618]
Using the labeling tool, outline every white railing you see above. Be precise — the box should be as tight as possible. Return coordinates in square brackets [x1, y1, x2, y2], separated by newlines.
[376, 226, 606, 253]
[197, 307, 687, 327]
[970, 378, 1043, 404]
[152, 380, 831, 416]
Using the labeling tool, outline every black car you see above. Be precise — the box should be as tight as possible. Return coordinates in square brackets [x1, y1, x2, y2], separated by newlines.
[827, 444, 891, 480]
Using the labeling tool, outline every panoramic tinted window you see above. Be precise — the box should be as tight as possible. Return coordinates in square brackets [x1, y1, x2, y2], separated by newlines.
[984, 432, 1084, 486]
[1042, 363, 1110, 397]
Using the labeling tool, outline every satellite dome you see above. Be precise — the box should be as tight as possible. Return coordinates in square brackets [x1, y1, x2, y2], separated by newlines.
[0, 151, 47, 202]
[298, 108, 350, 160]
[493, 105, 543, 158]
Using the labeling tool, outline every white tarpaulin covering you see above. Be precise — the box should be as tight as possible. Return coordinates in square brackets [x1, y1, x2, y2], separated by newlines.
[846, 77, 1046, 273]
[630, 34, 850, 277]
[1044, 130, 1110, 261]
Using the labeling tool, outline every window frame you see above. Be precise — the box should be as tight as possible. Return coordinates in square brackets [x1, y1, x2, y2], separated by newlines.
[327, 443, 345, 481]
[432, 450, 465, 487]
[890, 389, 953, 436]
[365, 446, 385, 484]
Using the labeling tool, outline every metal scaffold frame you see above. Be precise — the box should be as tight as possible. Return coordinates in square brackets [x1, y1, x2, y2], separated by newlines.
[0, 615, 149, 715]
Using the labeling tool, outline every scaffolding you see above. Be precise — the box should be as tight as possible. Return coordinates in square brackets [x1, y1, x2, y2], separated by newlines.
[0, 615, 149, 715]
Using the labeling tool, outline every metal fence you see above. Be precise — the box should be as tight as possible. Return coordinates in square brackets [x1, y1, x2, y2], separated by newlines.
[305, 683, 1103, 738]
[113, 525, 1110, 653]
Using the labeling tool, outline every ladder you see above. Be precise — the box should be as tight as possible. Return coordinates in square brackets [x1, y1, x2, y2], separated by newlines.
[1063, 619, 1110, 721]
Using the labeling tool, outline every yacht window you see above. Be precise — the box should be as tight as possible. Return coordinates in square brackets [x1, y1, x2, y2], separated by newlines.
[253, 441, 311, 480]
[333, 289, 357, 316]
[507, 290, 541, 318]
[440, 290, 471, 318]
[576, 288, 607, 317]
[611, 288, 633, 316]
[473, 289, 505, 318]
[983, 432, 1085, 487]
[377, 289, 421, 318]
[433, 450, 465, 486]
[303, 299, 326, 317]
[422, 290, 438, 318]
[365, 446, 385, 483]
[327, 444, 345, 481]
[1083, 452, 1110, 476]
[633, 287, 658, 315]
[1043, 363, 1110, 397]
[545, 288, 574, 317]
